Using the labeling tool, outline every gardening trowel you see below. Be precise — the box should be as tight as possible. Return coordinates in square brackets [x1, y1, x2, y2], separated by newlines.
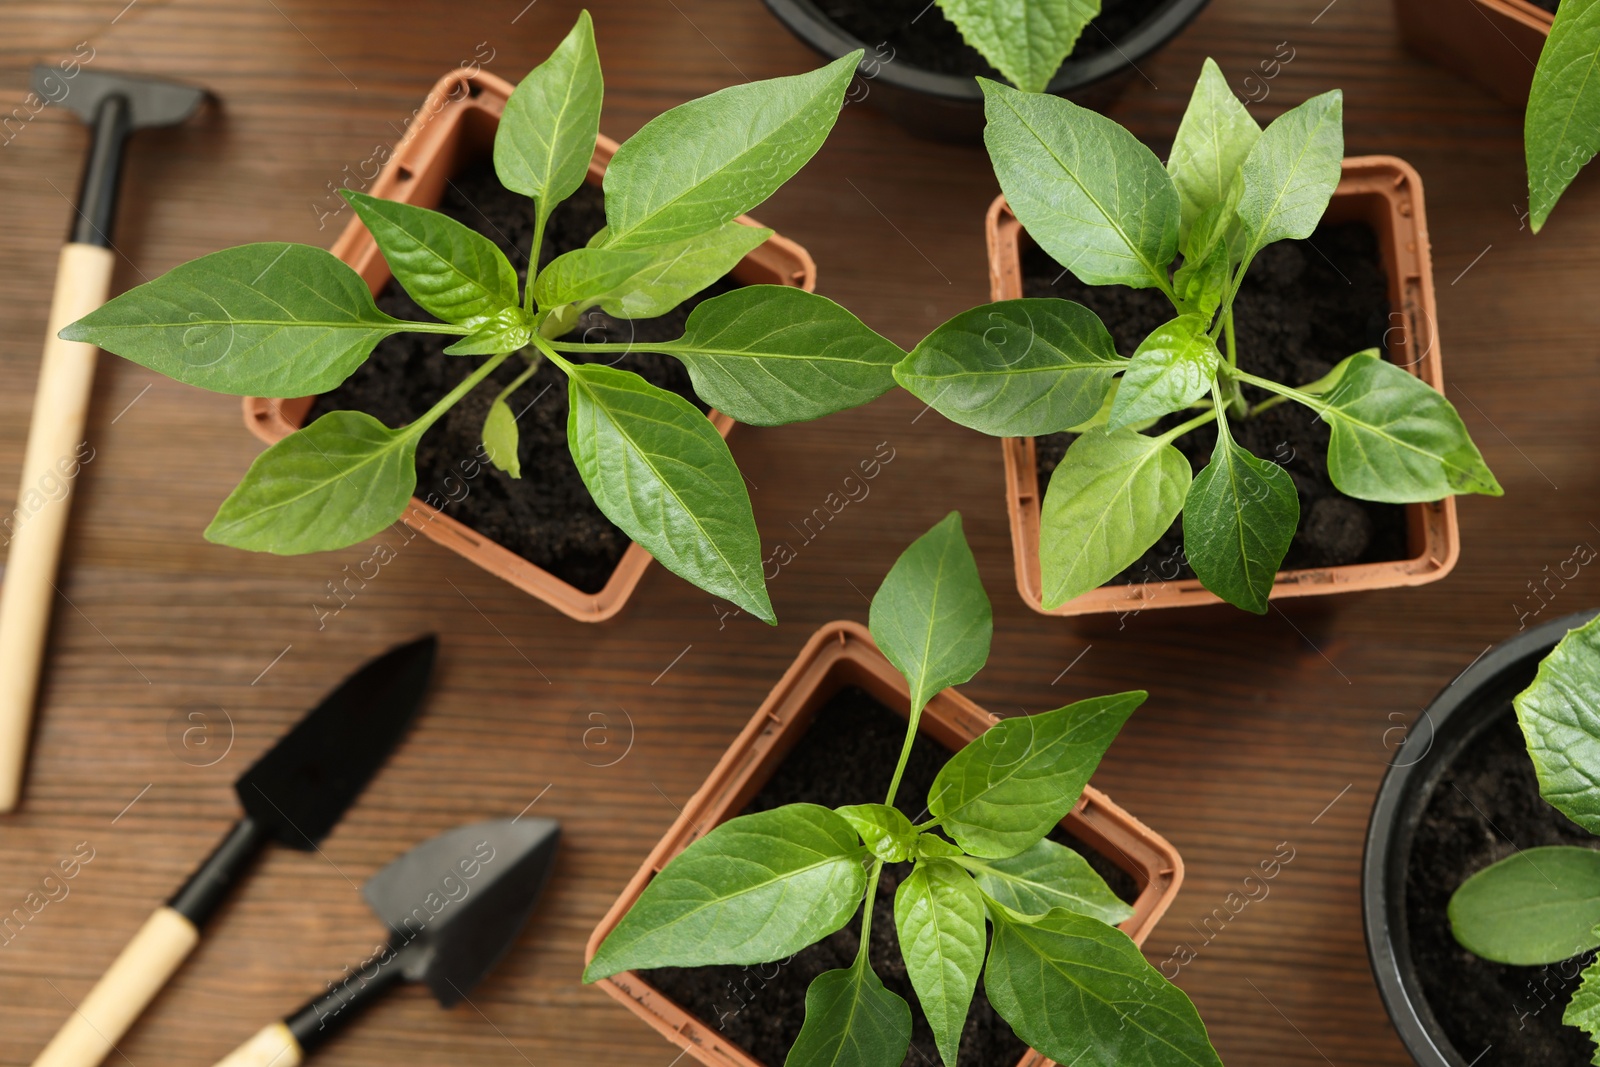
[0, 67, 208, 812]
[211, 816, 561, 1066]
[29, 635, 437, 1067]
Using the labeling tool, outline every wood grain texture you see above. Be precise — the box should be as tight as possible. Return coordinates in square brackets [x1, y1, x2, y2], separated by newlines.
[0, 1, 1589, 1064]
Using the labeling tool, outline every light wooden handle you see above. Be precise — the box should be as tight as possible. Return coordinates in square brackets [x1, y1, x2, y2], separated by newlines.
[30, 905, 199, 1067]
[211, 1022, 303, 1067]
[0, 242, 115, 812]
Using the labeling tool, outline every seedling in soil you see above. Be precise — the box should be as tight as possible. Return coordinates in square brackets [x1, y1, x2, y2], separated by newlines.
[62, 12, 904, 624]
[895, 59, 1501, 613]
[585, 512, 1222, 1067]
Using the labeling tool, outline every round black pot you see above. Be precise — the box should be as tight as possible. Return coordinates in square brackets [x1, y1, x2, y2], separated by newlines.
[759, 0, 1212, 142]
[1363, 609, 1600, 1067]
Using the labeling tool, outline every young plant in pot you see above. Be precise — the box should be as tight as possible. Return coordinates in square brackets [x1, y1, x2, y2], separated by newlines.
[584, 512, 1222, 1067]
[894, 60, 1501, 614]
[58, 12, 903, 625]
[1447, 613, 1600, 1062]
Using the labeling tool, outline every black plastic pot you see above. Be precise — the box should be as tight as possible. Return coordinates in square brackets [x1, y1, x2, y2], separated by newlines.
[759, 0, 1212, 141]
[1363, 609, 1600, 1067]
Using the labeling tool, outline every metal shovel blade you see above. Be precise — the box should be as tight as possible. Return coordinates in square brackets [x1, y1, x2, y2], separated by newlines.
[363, 817, 560, 1006]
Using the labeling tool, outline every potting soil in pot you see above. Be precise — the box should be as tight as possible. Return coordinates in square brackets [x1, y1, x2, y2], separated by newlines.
[309, 164, 735, 594]
[1028, 221, 1409, 585]
[1406, 710, 1598, 1065]
[819, 0, 1168, 77]
[640, 685, 1139, 1067]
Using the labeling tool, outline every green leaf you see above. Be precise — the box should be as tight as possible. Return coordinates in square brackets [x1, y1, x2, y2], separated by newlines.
[917, 834, 966, 859]
[482, 398, 521, 478]
[1107, 315, 1220, 430]
[784, 955, 912, 1067]
[837, 804, 917, 863]
[1173, 222, 1231, 320]
[894, 299, 1123, 437]
[985, 908, 1222, 1067]
[533, 246, 656, 310]
[583, 804, 868, 980]
[563, 361, 774, 622]
[981, 79, 1180, 291]
[1314, 352, 1502, 503]
[1527, 0, 1600, 231]
[578, 222, 773, 320]
[894, 859, 987, 1066]
[443, 308, 531, 356]
[1564, 956, 1600, 1065]
[59, 243, 408, 398]
[1038, 428, 1191, 609]
[1182, 420, 1298, 613]
[868, 511, 993, 716]
[660, 285, 903, 426]
[1516, 614, 1600, 832]
[1167, 57, 1260, 246]
[959, 838, 1135, 925]
[343, 191, 518, 327]
[1236, 90, 1344, 261]
[603, 52, 860, 248]
[205, 410, 416, 554]
[934, 0, 1099, 93]
[928, 692, 1145, 859]
[1449, 847, 1600, 965]
[495, 11, 603, 217]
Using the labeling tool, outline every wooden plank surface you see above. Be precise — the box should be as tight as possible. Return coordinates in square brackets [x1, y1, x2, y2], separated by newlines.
[0, 0, 1588, 1063]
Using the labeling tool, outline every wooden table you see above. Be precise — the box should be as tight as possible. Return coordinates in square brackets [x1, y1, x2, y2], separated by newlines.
[0, 0, 1585, 1063]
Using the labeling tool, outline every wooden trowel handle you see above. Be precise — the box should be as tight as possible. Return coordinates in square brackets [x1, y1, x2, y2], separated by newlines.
[30, 905, 200, 1067]
[211, 1023, 304, 1067]
[0, 241, 114, 812]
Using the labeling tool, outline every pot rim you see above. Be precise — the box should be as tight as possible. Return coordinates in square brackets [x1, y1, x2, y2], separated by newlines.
[758, 0, 1213, 100]
[1361, 608, 1600, 1066]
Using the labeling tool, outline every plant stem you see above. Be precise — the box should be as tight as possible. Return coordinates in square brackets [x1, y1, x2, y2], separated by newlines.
[1154, 406, 1219, 446]
[491, 350, 545, 407]
[883, 704, 925, 808]
[524, 208, 548, 317]
[855, 860, 884, 964]
[1249, 394, 1290, 417]
[409, 351, 511, 436]
[547, 339, 656, 353]
[402, 321, 473, 336]
[1233, 368, 1328, 413]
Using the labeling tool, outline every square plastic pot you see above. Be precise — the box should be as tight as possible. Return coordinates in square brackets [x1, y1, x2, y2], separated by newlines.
[1393, 0, 1550, 108]
[242, 68, 815, 623]
[585, 619, 1185, 1067]
[994, 156, 1460, 618]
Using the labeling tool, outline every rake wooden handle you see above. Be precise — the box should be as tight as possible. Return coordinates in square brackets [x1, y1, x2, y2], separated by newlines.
[0, 241, 114, 812]
[29, 906, 199, 1067]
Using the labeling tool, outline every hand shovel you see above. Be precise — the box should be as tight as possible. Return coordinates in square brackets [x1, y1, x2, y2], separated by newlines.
[212, 816, 560, 1066]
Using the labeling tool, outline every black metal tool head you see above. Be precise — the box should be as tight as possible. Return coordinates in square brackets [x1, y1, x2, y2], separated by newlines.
[364, 817, 561, 1007]
[235, 635, 438, 850]
[32, 66, 206, 130]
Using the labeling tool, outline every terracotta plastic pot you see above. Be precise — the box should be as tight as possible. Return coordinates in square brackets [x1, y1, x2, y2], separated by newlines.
[759, 0, 1212, 142]
[1394, 0, 1550, 108]
[243, 68, 816, 623]
[1363, 609, 1598, 1065]
[586, 619, 1185, 1067]
[994, 155, 1460, 618]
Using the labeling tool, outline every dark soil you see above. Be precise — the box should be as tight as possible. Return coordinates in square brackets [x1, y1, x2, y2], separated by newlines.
[1028, 221, 1409, 586]
[640, 686, 1138, 1067]
[820, 0, 1168, 79]
[309, 163, 734, 594]
[1406, 711, 1599, 1065]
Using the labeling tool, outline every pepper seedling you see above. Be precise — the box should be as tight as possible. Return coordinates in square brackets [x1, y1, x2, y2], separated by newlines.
[931, 0, 1104, 93]
[1448, 613, 1600, 1060]
[894, 59, 1501, 614]
[61, 12, 904, 624]
[585, 512, 1222, 1067]
[1526, 0, 1600, 231]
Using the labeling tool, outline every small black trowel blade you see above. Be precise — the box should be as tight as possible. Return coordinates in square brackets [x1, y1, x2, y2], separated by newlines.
[363, 817, 560, 1006]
